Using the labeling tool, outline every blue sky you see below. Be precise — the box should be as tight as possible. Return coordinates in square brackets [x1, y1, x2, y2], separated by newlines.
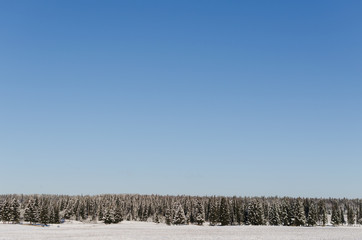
[1, 0, 361, 198]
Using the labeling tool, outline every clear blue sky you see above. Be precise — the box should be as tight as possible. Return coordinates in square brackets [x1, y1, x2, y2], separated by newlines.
[1, 0, 361, 198]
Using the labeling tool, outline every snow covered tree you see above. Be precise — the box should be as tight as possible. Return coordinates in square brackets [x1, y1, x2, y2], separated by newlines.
[103, 208, 115, 224]
[24, 199, 38, 224]
[340, 208, 345, 225]
[248, 200, 264, 225]
[39, 203, 49, 225]
[293, 199, 306, 226]
[317, 200, 327, 226]
[194, 199, 205, 225]
[165, 208, 172, 225]
[173, 203, 186, 225]
[1, 200, 11, 223]
[154, 213, 160, 223]
[49, 206, 60, 224]
[307, 203, 317, 226]
[280, 200, 290, 226]
[10, 199, 20, 223]
[114, 205, 123, 223]
[347, 205, 355, 225]
[209, 201, 219, 226]
[219, 197, 230, 226]
[268, 202, 281, 226]
[331, 203, 340, 226]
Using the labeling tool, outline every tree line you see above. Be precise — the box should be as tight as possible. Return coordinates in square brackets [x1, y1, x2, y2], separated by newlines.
[0, 194, 361, 226]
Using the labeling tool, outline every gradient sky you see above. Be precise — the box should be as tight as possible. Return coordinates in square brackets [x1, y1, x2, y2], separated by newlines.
[1, 0, 361, 198]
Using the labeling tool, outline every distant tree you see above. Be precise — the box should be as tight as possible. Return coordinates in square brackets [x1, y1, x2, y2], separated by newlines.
[194, 200, 205, 225]
[293, 199, 306, 226]
[154, 213, 160, 224]
[219, 198, 230, 226]
[248, 200, 264, 225]
[103, 208, 115, 224]
[98, 204, 104, 221]
[269, 202, 281, 226]
[340, 208, 345, 225]
[49, 205, 60, 224]
[24, 199, 38, 224]
[331, 203, 340, 226]
[114, 205, 123, 223]
[1, 200, 11, 223]
[280, 200, 290, 226]
[165, 208, 172, 225]
[173, 203, 186, 225]
[39, 203, 49, 225]
[10, 199, 20, 223]
[317, 200, 327, 226]
[347, 205, 355, 225]
[307, 203, 317, 226]
[209, 201, 219, 226]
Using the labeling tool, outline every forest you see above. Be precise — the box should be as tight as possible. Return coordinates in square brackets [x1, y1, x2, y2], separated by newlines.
[0, 194, 361, 227]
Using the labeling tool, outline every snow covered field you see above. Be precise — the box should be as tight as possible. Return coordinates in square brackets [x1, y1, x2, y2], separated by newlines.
[1, 221, 362, 240]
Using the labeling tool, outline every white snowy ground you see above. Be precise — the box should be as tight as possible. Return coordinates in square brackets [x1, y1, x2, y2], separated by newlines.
[1, 221, 362, 240]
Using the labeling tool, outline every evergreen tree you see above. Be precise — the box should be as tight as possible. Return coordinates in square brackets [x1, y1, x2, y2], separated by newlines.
[234, 200, 244, 225]
[165, 208, 172, 225]
[98, 204, 104, 221]
[114, 205, 123, 223]
[248, 200, 264, 225]
[49, 206, 60, 224]
[243, 203, 250, 225]
[24, 199, 38, 224]
[347, 205, 355, 225]
[280, 200, 290, 226]
[173, 204, 186, 225]
[293, 199, 306, 226]
[209, 201, 219, 226]
[219, 197, 230, 226]
[102, 208, 115, 224]
[2, 200, 11, 223]
[340, 208, 345, 225]
[268, 203, 281, 226]
[10, 199, 20, 223]
[39, 203, 49, 225]
[194, 200, 205, 225]
[307, 203, 317, 226]
[317, 200, 327, 226]
[154, 213, 160, 223]
[331, 203, 340, 226]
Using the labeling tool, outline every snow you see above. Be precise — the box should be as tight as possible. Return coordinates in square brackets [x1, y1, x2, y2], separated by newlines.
[0, 221, 362, 240]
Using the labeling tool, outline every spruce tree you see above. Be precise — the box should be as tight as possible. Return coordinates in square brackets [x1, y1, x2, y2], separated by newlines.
[154, 213, 160, 224]
[165, 208, 172, 225]
[331, 203, 340, 226]
[24, 199, 37, 224]
[280, 200, 290, 226]
[293, 199, 306, 226]
[114, 205, 123, 223]
[219, 197, 230, 226]
[39, 203, 49, 225]
[307, 203, 317, 226]
[248, 200, 264, 225]
[173, 204, 186, 225]
[10, 199, 20, 223]
[268, 203, 281, 226]
[317, 200, 327, 226]
[102, 208, 115, 224]
[194, 200, 205, 225]
[2, 200, 11, 223]
[50, 206, 61, 224]
[340, 208, 345, 225]
[209, 201, 219, 226]
[347, 205, 355, 225]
